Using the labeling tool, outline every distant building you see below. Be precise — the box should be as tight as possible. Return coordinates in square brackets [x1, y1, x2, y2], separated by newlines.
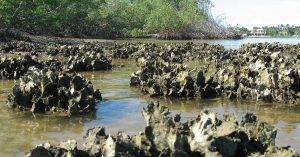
[251, 28, 267, 36]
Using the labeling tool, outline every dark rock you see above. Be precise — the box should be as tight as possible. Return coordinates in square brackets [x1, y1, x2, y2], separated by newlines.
[26, 140, 90, 157]
[0, 54, 43, 79]
[64, 51, 112, 72]
[7, 67, 102, 115]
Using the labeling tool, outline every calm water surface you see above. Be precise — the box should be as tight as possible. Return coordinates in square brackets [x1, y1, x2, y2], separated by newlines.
[1, 38, 300, 156]
[120, 37, 300, 49]
[201, 37, 300, 49]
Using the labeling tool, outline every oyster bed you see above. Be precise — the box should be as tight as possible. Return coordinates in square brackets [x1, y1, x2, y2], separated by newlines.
[7, 68, 102, 115]
[130, 42, 300, 104]
[27, 103, 299, 157]
[0, 40, 300, 156]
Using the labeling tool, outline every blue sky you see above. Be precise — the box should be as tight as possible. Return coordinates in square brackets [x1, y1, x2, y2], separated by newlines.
[211, 0, 300, 28]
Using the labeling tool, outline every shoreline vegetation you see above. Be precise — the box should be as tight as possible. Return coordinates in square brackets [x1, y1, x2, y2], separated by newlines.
[239, 25, 300, 38]
[0, 0, 241, 40]
[247, 36, 296, 38]
[1, 1, 299, 40]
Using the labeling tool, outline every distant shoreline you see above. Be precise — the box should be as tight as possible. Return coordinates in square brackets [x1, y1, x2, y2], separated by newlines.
[247, 35, 299, 39]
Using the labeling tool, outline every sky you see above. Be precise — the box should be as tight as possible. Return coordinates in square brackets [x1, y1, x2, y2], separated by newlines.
[211, 0, 300, 29]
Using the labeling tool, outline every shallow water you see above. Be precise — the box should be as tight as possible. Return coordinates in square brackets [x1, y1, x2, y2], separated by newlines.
[119, 37, 300, 49]
[1, 58, 300, 156]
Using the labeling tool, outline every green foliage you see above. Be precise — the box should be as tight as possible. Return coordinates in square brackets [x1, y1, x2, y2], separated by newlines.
[0, 0, 232, 39]
[238, 27, 251, 35]
[263, 25, 300, 37]
[0, 0, 100, 36]
[295, 27, 300, 35]
[143, 0, 204, 34]
[144, 1, 182, 33]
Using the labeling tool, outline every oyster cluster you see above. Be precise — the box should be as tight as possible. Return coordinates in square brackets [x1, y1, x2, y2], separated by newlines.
[65, 51, 112, 72]
[0, 54, 43, 79]
[131, 42, 300, 104]
[27, 103, 299, 157]
[7, 67, 102, 115]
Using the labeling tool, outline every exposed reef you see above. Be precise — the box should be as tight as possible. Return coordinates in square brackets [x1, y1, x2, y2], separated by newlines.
[65, 51, 112, 72]
[1, 38, 300, 156]
[130, 42, 300, 104]
[0, 54, 43, 79]
[0, 53, 112, 79]
[0, 53, 112, 80]
[27, 102, 299, 157]
[7, 67, 102, 115]
[3, 40, 300, 104]
[3, 41, 300, 107]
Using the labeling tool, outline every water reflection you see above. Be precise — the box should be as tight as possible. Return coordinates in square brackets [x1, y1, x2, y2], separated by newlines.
[0, 102, 96, 156]
[85, 98, 147, 135]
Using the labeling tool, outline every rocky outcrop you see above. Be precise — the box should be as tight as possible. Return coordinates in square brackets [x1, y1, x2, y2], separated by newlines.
[108, 43, 141, 59]
[27, 102, 299, 157]
[0, 40, 81, 54]
[130, 60, 195, 97]
[131, 42, 300, 104]
[3, 41, 300, 104]
[0, 54, 43, 79]
[204, 43, 300, 103]
[7, 67, 102, 115]
[103, 42, 160, 60]
[26, 140, 90, 157]
[0, 54, 65, 79]
[64, 51, 112, 72]
[0, 40, 116, 78]
[0, 52, 112, 80]
[0, 40, 106, 56]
